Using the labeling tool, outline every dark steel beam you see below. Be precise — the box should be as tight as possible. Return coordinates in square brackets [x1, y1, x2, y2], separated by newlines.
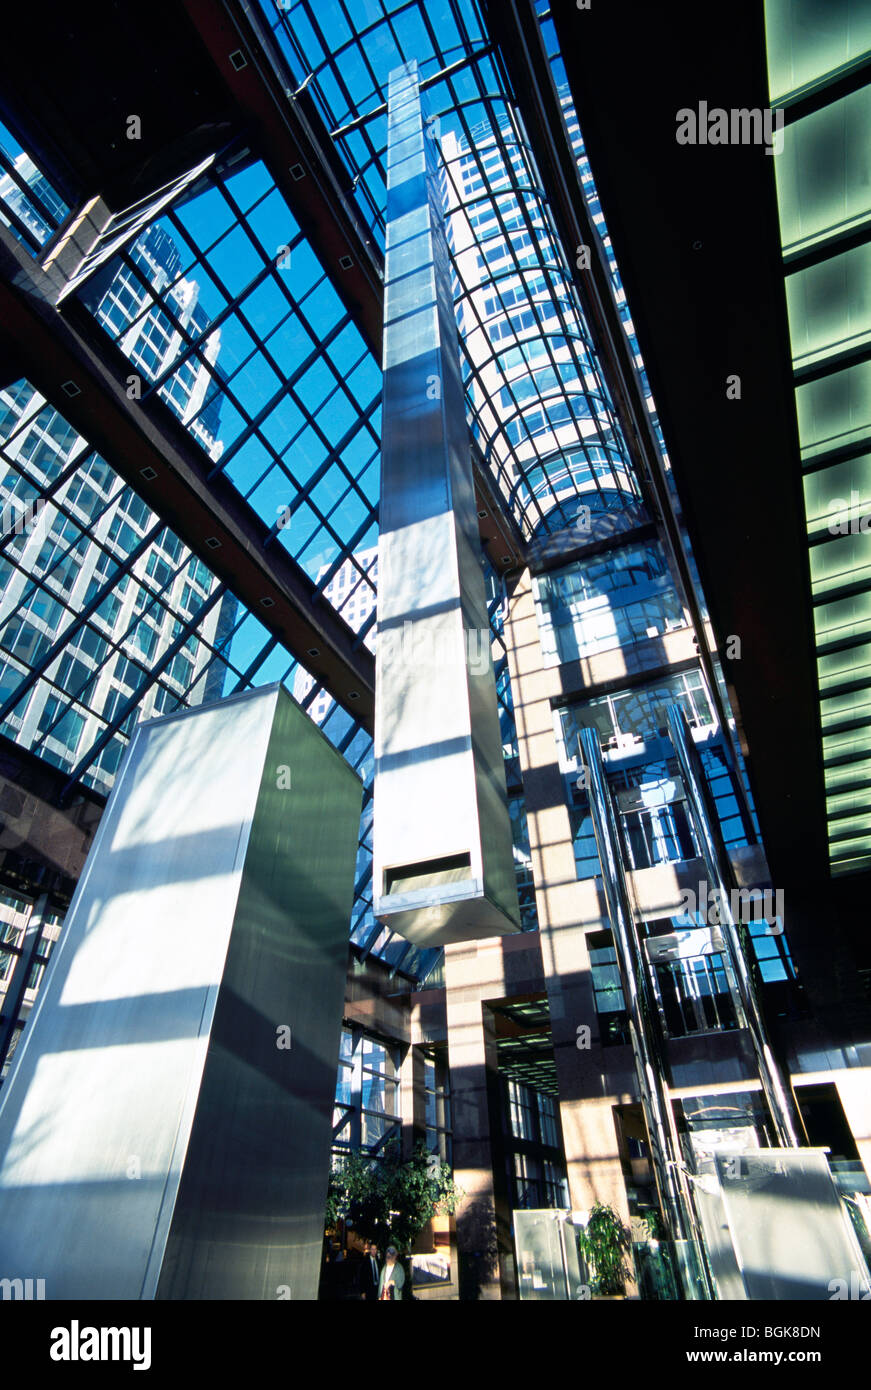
[0, 1, 235, 211]
[182, 0, 385, 356]
[0, 227, 376, 728]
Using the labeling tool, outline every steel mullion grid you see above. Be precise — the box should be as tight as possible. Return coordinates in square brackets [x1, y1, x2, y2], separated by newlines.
[254, 394, 380, 546]
[327, 85, 531, 242]
[91, 155, 281, 358]
[524, 37, 654, 480]
[442, 126, 634, 528]
[0, 428, 95, 564]
[121, 170, 384, 564]
[0, 146, 66, 245]
[207, 310, 353, 481]
[304, 0, 490, 240]
[457, 284, 609, 522]
[222, 633, 283, 696]
[182, 583, 278, 681]
[0, 450, 138, 601]
[315, 545, 377, 616]
[212, 163, 384, 471]
[166, 580, 316, 715]
[292, 0, 397, 236]
[438, 97, 578, 533]
[25, 530, 222, 760]
[86, 222, 381, 585]
[20, 535, 230, 761]
[329, 43, 500, 141]
[0, 513, 167, 731]
[422, 67, 570, 534]
[455, 69, 632, 491]
[291, 0, 635, 539]
[59, 580, 227, 795]
[408, 23, 619, 532]
[222, 375, 380, 580]
[460, 333, 617, 529]
[123, 232, 314, 449]
[0, 490, 167, 714]
[87, 178, 365, 518]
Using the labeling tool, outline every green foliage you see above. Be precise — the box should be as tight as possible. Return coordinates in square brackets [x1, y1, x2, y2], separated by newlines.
[577, 1202, 633, 1296]
[325, 1139, 462, 1255]
[643, 1207, 664, 1241]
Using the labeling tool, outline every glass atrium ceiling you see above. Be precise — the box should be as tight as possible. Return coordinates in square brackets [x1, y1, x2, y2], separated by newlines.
[1, 0, 646, 665]
[263, 0, 641, 536]
[0, 0, 655, 973]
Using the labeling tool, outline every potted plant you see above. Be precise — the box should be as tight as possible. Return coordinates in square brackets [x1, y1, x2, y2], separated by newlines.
[577, 1202, 633, 1298]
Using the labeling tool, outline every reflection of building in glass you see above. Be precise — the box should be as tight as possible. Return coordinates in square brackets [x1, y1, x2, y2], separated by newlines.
[0, 889, 64, 1084]
[293, 544, 377, 725]
[0, 148, 68, 248]
[90, 225, 224, 462]
[0, 223, 231, 798]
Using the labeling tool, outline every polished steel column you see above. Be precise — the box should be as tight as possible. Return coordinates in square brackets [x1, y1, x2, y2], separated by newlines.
[0, 686, 362, 1300]
[579, 726, 699, 1251]
[372, 60, 520, 946]
[665, 704, 800, 1147]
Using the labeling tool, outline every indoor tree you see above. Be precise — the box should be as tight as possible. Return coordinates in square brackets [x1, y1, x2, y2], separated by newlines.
[325, 1137, 462, 1260]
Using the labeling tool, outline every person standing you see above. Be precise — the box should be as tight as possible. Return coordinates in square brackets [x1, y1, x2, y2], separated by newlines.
[358, 1242, 381, 1302]
[378, 1245, 405, 1301]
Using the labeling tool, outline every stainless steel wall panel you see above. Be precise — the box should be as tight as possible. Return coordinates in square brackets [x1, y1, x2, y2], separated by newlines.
[373, 61, 520, 946]
[0, 685, 361, 1300]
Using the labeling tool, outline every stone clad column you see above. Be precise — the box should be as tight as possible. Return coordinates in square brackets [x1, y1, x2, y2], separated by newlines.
[445, 941, 516, 1300]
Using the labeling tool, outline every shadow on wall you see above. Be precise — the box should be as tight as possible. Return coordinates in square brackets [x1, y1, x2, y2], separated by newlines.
[456, 1192, 502, 1300]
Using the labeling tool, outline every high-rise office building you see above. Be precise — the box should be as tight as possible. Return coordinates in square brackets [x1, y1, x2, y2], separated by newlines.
[0, 0, 867, 1314]
[294, 544, 377, 724]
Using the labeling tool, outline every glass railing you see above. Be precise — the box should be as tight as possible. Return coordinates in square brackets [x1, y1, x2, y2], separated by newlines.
[633, 1237, 710, 1300]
